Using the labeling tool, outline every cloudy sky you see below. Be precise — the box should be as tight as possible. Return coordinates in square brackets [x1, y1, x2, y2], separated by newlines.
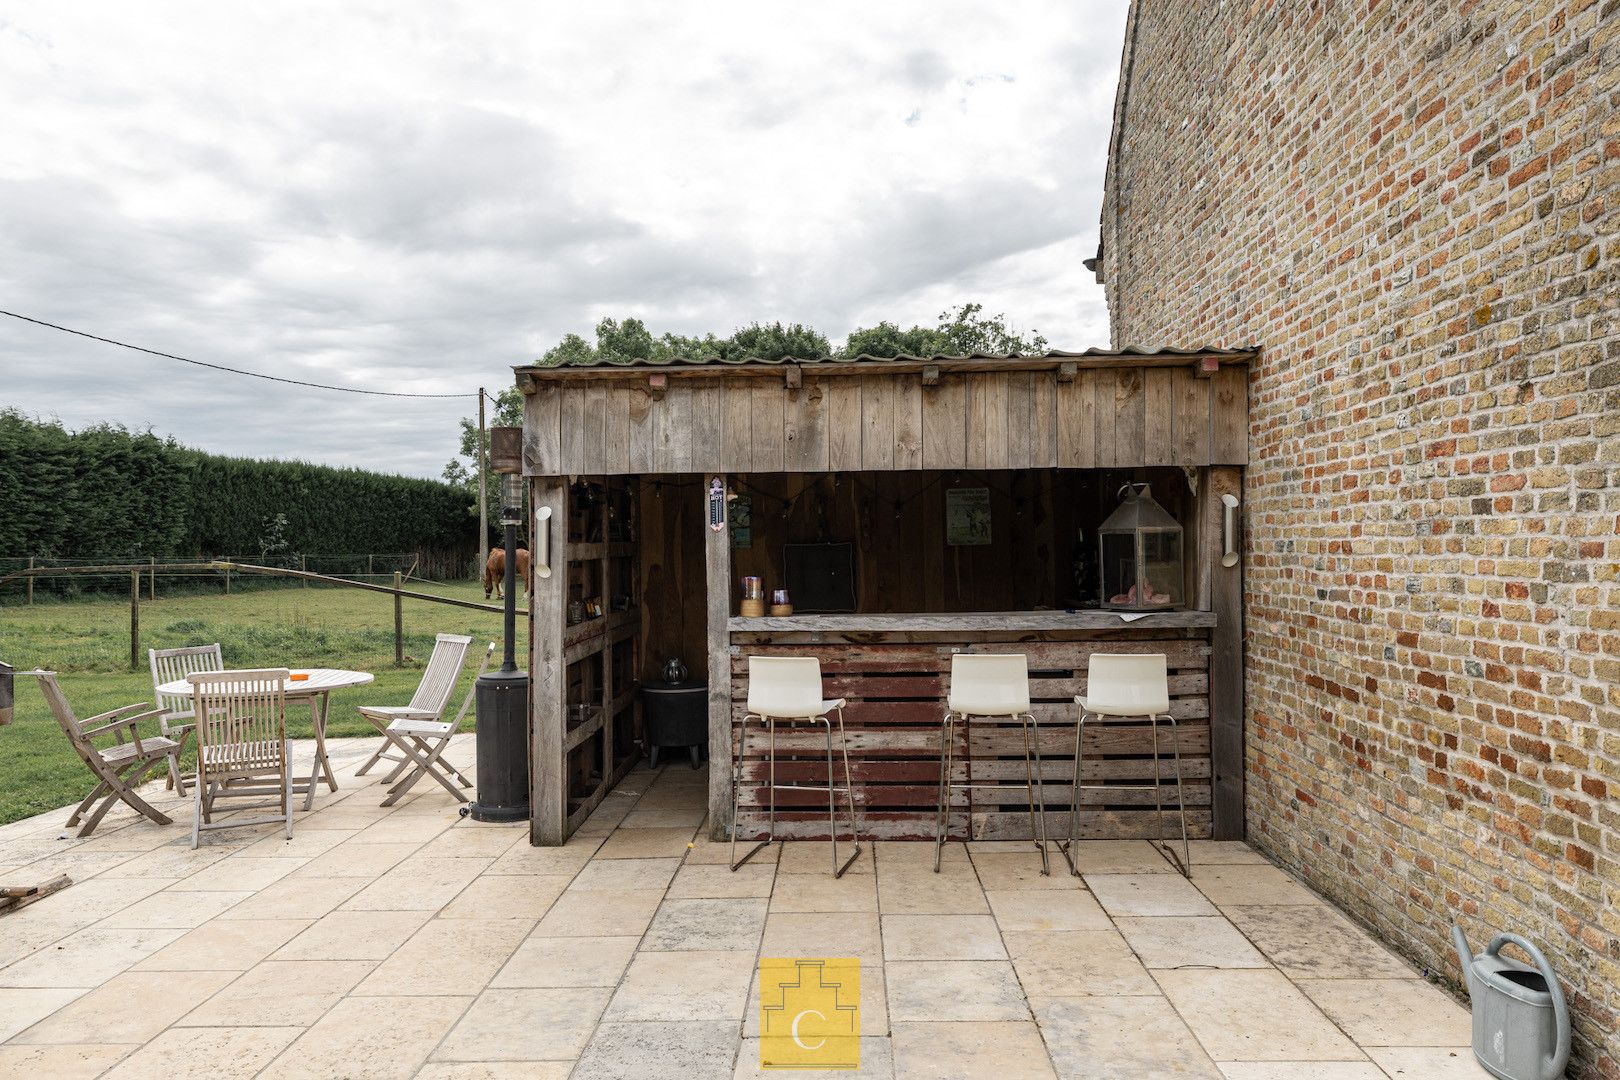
[0, 1, 1127, 478]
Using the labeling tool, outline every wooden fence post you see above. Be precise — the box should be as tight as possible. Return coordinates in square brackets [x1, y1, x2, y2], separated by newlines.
[26, 556, 33, 605]
[393, 571, 404, 666]
[148, 556, 156, 601]
[301, 554, 308, 587]
[224, 564, 231, 595]
[129, 571, 140, 671]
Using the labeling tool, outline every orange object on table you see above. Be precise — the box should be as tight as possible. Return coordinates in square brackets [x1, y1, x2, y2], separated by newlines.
[289, 673, 310, 682]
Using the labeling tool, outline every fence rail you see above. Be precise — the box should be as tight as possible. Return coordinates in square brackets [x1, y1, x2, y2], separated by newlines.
[0, 560, 527, 671]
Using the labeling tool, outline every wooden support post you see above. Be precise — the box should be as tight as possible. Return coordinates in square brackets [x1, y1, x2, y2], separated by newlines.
[148, 557, 156, 601]
[393, 571, 404, 667]
[531, 476, 569, 845]
[706, 473, 732, 840]
[301, 553, 308, 587]
[224, 564, 231, 595]
[26, 556, 33, 605]
[1203, 465, 1245, 839]
[129, 571, 140, 671]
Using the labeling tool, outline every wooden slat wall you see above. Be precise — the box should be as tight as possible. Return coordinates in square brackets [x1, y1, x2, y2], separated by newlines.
[729, 635, 1213, 842]
[522, 365, 1248, 476]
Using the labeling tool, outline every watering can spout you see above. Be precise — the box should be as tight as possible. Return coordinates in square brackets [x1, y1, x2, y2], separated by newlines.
[1451, 924, 1474, 995]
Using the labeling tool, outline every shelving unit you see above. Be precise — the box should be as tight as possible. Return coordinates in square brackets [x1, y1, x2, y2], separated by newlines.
[549, 477, 643, 838]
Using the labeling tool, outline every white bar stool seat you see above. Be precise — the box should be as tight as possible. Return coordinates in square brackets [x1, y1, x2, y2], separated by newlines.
[730, 656, 863, 878]
[1066, 653, 1189, 876]
[934, 654, 1070, 875]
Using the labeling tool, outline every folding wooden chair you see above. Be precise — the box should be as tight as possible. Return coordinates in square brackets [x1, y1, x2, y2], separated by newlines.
[148, 643, 224, 795]
[354, 633, 472, 775]
[188, 669, 292, 848]
[32, 671, 182, 838]
[357, 639, 491, 806]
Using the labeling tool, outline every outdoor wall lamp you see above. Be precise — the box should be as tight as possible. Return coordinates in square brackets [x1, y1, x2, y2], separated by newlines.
[499, 472, 524, 527]
[1221, 493, 1241, 568]
[532, 506, 553, 579]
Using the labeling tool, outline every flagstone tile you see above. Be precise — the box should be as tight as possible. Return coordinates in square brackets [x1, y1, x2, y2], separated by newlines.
[735, 1036, 894, 1078]
[1365, 1046, 1483, 1078]
[594, 826, 698, 858]
[1156, 969, 1362, 1062]
[1187, 840, 1270, 865]
[567, 857, 681, 892]
[876, 864, 989, 915]
[354, 918, 532, 996]
[0, 926, 186, 987]
[439, 873, 570, 920]
[341, 855, 493, 911]
[1224, 904, 1415, 979]
[0, 1044, 137, 1080]
[419, 825, 527, 859]
[11, 970, 236, 1043]
[0, 986, 88, 1041]
[241, 828, 359, 858]
[882, 914, 1007, 961]
[1063, 840, 1178, 874]
[168, 856, 308, 892]
[887, 960, 1028, 1021]
[1115, 916, 1269, 969]
[485, 837, 602, 875]
[644, 897, 769, 951]
[972, 850, 1086, 890]
[272, 909, 433, 961]
[1084, 873, 1219, 917]
[1218, 1064, 1386, 1079]
[434, 986, 611, 1061]
[668, 861, 776, 898]
[215, 875, 370, 921]
[606, 949, 756, 1022]
[1296, 978, 1472, 1047]
[771, 867, 880, 912]
[1192, 864, 1319, 907]
[492, 934, 640, 988]
[134, 918, 310, 971]
[257, 995, 467, 1079]
[291, 840, 420, 878]
[762, 911, 883, 961]
[1033, 994, 1222, 1079]
[890, 1021, 1057, 1080]
[176, 960, 375, 1027]
[986, 889, 1112, 933]
[1005, 930, 1159, 997]
[103, 1025, 303, 1080]
[572, 1020, 739, 1080]
[532, 888, 664, 937]
[779, 839, 865, 873]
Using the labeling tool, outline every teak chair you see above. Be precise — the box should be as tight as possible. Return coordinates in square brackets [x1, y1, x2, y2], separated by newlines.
[148, 643, 224, 795]
[354, 628, 473, 790]
[32, 671, 182, 838]
[361, 641, 492, 803]
[188, 668, 292, 848]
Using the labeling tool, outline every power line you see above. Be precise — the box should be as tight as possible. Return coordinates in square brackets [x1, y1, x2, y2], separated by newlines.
[1, 309, 478, 399]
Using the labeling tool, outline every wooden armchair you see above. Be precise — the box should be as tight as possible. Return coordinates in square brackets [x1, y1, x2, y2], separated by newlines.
[148, 643, 224, 795]
[32, 672, 182, 837]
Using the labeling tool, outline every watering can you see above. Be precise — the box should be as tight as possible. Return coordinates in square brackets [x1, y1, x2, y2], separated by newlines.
[1452, 924, 1569, 1080]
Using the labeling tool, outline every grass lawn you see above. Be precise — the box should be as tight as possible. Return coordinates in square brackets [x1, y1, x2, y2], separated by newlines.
[0, 580, 522, 825]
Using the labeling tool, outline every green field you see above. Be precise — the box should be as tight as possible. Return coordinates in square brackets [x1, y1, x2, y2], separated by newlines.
[0, 580, 523, 825]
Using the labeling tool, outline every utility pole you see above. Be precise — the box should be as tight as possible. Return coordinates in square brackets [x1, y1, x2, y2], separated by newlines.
[477, 388, 488, 584]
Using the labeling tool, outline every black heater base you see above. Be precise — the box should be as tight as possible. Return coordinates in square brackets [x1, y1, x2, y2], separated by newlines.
[469, 670, 531, 823]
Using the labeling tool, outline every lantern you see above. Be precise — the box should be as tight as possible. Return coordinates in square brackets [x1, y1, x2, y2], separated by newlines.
[1099, 483, 1184, 611]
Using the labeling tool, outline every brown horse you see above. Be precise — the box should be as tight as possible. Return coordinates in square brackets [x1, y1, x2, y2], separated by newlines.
[483, 547, 531, 599]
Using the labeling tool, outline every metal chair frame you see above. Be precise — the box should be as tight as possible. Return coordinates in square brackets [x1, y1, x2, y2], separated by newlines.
[730, 705, 863, 879]
[934, 707, 1073, 875]
[1065, 707, 1190, 877]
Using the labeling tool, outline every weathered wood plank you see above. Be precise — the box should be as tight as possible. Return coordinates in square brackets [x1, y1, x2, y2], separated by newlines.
[920, 375, 967, 469]
[1211, 366, 1248, 464]
[560, 388, 588, 478]
[1207, 465, 1244, 839]
[1030, 371, 1057, 468]
[1144, 368, 1174, 467]
[522, 385, 562, 476]
[721, 385, 753, 472]
[627, 386, 658, 474]
[1173, 370, 1208, 465]
[660, 383, 694, 473]
[1005, 371, 1033, 468]
[602, 385, 634, 474]
[981, 373, 1010, 470]
[894, 377, 923, 470]
[728, 611, 1216, 632]
[530, 477, 568, 845]
[689, 382, 722, 472]
[579, 384, 608, 475]
[706, 475, 733, 840]
[750, 382, 784, 472]
[1112, 367, 1145, 467]
[861, 377, 896, 471]
[1091, 369, 1120, 467]
[787, 381, 830, 472]
[826, 379, 862, 472]
[1056, 374, 1096, 468]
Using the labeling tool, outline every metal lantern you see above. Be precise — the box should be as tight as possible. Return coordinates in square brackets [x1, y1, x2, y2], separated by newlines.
[1099, 483, 1184, 611]
[499, 473, 524, 528]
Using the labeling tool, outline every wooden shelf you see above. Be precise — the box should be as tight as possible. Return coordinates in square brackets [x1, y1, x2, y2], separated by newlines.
[728, 610, 1216, 633]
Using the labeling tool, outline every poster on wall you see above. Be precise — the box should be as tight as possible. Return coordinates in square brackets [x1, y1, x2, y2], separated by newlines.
[945, 488, 991, 546]
[729, 495, 753, 549]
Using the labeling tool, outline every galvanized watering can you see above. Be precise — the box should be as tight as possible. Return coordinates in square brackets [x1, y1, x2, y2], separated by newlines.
[1452, 924, 1569, 1080]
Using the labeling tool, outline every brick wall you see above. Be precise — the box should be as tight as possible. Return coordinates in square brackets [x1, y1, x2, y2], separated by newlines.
[1097, 1, 1618, 1074]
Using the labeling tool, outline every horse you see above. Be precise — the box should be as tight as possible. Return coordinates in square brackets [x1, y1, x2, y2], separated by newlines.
[483, 547, 531, 599]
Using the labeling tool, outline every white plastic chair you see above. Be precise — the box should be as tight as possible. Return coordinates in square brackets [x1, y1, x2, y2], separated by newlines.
[1067, 653, 1189, 876]
[148, 643, 224, 794]
[934, 654, 1063, 875]
[731, 656, 863, 878]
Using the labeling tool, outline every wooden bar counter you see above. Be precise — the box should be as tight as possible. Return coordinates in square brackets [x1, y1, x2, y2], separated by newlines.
[727, 610, 1215, 842]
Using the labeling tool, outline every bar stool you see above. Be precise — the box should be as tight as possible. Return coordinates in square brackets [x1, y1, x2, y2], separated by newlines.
[1065, 653, 1189, 877]
[934, 654, 1068, 875]
[730, 656, 863, 878]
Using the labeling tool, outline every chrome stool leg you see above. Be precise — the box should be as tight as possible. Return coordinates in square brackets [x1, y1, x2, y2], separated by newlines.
[1021, 711, 1050, 876]
[1063, 712, 1088, 877]
[1154, 713, 1190, 877]
[934, 710, 955, 873]
[730, 713, 773, 871]
[833, 705, 863, 879]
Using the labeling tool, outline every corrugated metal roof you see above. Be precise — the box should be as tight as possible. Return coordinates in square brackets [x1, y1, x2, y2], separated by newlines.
[520, 345, 1255, 371]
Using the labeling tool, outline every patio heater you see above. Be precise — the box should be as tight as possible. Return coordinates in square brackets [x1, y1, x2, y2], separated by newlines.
[470, 429, 530, 823]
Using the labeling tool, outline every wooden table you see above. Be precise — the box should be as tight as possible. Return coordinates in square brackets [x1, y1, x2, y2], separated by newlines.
[158, 668, 374, 811]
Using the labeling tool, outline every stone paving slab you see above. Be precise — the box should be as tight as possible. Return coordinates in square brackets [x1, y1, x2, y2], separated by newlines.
[0, 736, 1481, 1078]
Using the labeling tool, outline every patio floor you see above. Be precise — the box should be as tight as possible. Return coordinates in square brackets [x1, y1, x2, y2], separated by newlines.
[0, 736, 1483, 1079]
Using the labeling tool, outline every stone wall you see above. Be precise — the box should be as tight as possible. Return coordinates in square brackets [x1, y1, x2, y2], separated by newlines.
[1097, 1, 1618, 1074]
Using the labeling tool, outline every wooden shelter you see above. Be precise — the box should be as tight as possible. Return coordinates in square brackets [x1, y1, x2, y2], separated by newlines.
[516, 348, 1251, 846]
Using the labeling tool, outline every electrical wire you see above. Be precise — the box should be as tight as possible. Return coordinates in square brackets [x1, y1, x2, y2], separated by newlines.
[1, 310, 478, 399]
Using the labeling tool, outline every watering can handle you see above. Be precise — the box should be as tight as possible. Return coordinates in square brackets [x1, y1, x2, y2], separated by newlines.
[1484, 933, 1570, 1080]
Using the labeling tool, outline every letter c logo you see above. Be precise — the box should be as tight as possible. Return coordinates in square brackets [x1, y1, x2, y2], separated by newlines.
[791, 1009, 826, 1051]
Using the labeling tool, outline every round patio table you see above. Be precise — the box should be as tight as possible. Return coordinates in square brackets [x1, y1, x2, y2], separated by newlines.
[156, 668, 374, 811]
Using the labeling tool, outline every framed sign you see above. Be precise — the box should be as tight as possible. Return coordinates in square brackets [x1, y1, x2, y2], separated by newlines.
[729, 495, 753, 549]
[708, 477, 726, 531]
[946, 488, 991, 546]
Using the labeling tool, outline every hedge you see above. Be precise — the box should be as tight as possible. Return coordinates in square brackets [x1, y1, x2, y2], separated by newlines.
[0, 410, 475, 561]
